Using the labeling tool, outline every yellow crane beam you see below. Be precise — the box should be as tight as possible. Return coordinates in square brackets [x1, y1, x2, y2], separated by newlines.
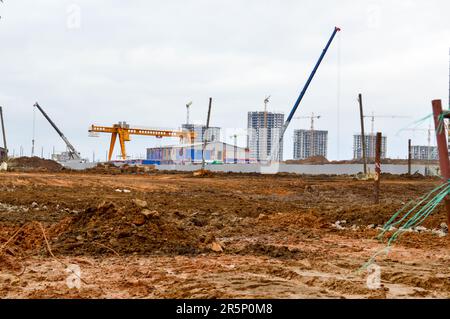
[89, 123, 195, 161]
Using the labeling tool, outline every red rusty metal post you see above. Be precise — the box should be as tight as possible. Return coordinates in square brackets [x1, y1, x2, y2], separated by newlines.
[374, 132, 382, 204]
[431, 99, 450, 226]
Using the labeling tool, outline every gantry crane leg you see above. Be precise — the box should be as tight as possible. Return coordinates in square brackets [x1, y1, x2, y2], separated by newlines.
[108, 132, 117, 161]
[89, 124, 195, 161]
[118, 130, 127, 160]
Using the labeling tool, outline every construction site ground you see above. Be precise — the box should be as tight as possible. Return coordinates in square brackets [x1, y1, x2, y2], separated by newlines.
[0, 170, 448, 299]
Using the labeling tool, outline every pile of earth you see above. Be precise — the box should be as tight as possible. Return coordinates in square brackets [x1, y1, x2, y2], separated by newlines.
[84, 163, 156, 175]
[285, 156, 329, 165]
[7, 157, 62, 172]
[51, 200, 210, 256]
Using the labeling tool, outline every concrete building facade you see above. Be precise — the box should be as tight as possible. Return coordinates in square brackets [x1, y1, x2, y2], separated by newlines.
[353, 134, 387, 159]
[146, 141, 252, 164]
[182, 124, 221, 143]
[293, 129, 328, 160]
[247, 111, 284, 162]
[411, 145, 438, 160]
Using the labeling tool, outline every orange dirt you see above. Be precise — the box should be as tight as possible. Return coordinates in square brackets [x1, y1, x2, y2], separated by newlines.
[7, 157, 63, 172]
[0, 171, 448, 298]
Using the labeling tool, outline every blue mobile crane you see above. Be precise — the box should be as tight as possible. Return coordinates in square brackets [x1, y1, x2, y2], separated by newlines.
[273, 26, 341, 161]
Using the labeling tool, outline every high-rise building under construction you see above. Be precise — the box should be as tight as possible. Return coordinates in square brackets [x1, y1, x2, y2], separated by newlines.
[293, 129, 328, 160]
[247, 111, 284, 162]
[182, 124, 221, 143]
[353, 134, 387, 159]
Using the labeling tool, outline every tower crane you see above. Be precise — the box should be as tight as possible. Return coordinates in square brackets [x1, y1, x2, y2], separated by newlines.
[365, 112, 409, 136]
[33, 102, 82, 160]
[89, 122, 195, 161]
[293, 113, 321, 157]
[363, 113, 410, 156]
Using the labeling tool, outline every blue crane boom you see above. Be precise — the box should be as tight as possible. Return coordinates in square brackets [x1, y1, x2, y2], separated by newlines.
[280, 26, 341, 142]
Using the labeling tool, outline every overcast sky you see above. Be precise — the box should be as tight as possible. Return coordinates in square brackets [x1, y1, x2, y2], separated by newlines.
[0, 0, 449, 161]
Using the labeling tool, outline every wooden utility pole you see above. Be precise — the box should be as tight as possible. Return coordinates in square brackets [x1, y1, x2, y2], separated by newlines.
[374, 132, 382, 204]
[231, 134, 238, 164]
[358, 94, 367, 174]
[431, 99, 450, 226]
[0, 106, 7, 160]
[408, 139, 412, 175]
[201, 97, 212, 171]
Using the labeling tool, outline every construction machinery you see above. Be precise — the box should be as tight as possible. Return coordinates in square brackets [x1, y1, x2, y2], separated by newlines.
[89, 122, 195, 161]
[33, 102, 82, 160]
[193, 98, 214, 177]
[201, 98, 213, 171]
[275, 26, 341, 161]
[293, 113, 321, 157]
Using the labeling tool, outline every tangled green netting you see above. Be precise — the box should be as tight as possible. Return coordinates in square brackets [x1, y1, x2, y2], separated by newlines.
[360, 180, 450, 271]
[396, 110, 450, 136]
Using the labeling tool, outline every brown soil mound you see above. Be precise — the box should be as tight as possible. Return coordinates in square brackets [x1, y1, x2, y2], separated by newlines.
[7, 157, 62, 172]
[286, 156, 329, 165]
[84, 163, 156, 175]
[52, 201, 207, 256]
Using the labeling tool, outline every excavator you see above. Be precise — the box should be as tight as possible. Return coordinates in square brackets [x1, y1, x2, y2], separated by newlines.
[34, 102, 84, 161]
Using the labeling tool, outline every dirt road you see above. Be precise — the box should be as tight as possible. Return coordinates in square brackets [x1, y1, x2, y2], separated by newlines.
[0, 171, 448, 298]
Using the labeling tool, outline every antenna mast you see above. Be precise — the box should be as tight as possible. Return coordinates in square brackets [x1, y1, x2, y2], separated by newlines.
[186, 101, 192, 125]
[263, 95, 270, 129]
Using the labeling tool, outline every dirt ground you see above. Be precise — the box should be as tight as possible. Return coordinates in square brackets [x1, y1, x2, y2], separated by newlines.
[0, 171, 448, 299]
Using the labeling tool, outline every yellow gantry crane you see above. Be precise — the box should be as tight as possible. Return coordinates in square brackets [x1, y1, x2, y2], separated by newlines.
[89, 122, 195, 161]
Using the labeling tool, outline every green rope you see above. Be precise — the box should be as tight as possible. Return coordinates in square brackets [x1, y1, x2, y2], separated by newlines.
[386, 184, 450, 245]
[378, 182, 450, 239]
[396, 110, 450, 136]
[395, 113, 433, 136]
[360, 181, 450, 272]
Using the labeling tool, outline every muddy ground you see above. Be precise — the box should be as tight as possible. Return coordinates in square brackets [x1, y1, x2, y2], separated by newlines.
[0, 171, 448, 298]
